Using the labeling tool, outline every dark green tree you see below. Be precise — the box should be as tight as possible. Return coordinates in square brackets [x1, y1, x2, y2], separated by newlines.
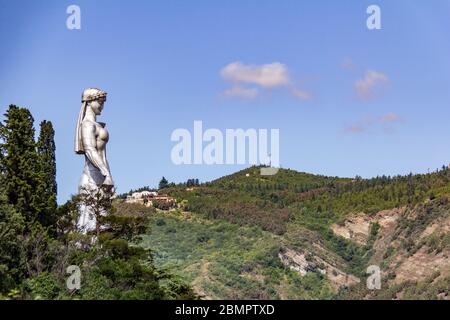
[159, 176, 169, 190]
[0, 105, 40, 223]
[36, 120, 57, 227]
[0, 189, 26, 293]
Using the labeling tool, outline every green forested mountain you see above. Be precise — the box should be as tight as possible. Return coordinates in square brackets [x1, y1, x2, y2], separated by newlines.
[139, 166, 450, 299]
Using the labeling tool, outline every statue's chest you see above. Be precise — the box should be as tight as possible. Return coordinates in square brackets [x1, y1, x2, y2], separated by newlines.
[96, 125, 109, 143]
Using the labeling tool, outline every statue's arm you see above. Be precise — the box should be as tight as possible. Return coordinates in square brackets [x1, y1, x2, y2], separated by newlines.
[81, 121, 109, 177]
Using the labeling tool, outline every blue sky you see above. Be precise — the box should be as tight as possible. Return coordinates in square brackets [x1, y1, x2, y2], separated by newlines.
[1, 0, 450, 203]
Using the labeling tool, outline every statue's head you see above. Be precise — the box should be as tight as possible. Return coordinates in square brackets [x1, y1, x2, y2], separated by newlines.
[82, 88, 107, 115]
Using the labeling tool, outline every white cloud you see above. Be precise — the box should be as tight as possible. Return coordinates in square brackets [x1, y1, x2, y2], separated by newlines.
[342, 57, 357, 71]
[345, 124, 366, 134]
[220, 61, 311, 101]
[221, 61, 290, 88]
[290, 88, 312, 100]
[354, 70, 389, 100]
[222, 86, 259, 99]
[380, 112, 401, 123]
[345, 113, 401, 134]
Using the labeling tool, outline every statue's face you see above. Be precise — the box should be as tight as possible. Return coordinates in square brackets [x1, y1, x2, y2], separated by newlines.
[90, 98, 105, 115]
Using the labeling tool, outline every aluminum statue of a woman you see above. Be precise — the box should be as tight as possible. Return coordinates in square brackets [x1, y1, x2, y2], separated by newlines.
[74, 88, 114, 234]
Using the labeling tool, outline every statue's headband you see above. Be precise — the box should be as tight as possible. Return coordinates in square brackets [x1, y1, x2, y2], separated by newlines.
[82, 90, 107, 102]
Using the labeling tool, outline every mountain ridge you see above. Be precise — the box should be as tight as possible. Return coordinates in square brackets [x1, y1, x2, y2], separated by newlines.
[130, 165, 450, 299]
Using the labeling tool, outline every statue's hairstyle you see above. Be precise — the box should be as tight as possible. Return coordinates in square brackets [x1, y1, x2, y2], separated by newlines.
[75, 88, 107, 154]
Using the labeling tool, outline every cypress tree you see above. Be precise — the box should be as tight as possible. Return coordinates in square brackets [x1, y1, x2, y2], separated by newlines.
[36, 120, 57, 227]
[0, 105, 40, 223]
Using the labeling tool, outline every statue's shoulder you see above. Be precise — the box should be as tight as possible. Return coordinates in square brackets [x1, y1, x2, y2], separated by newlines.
[81, 119, 96, 130]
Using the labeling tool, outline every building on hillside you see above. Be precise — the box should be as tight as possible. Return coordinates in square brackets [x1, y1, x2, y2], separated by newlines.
[126, 191, 157, 203]
[125, 190, 176, 208]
